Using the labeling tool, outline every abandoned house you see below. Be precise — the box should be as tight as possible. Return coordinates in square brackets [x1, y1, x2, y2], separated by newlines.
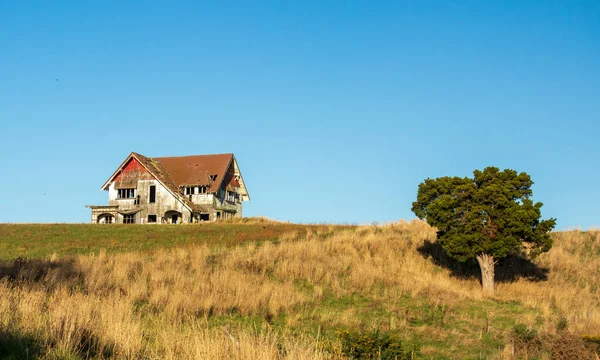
[86, 152, 250, 224]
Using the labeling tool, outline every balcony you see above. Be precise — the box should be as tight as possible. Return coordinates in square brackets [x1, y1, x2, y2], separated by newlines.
[221, 201, 238, 212]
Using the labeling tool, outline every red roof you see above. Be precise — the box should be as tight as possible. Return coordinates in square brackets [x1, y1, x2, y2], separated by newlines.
[153, 153, 233, 192]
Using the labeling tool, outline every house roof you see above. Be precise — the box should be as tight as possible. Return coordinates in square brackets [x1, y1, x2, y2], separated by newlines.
[153, 153, 233, 192]
[101, 152, 250, 211]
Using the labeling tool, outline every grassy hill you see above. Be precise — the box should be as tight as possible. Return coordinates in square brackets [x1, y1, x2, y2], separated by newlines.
[0, 219, 598, 359]
[0, 219, 351, 260]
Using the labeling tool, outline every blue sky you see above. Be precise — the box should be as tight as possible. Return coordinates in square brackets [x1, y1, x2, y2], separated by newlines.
[0, 1, 598, 228]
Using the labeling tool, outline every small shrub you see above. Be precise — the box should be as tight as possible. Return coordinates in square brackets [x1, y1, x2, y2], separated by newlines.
[337, 329, 414, 360]
[512, 324, 541, 358]
[556, 316, 569, 332]
[513, 323, 537, 342]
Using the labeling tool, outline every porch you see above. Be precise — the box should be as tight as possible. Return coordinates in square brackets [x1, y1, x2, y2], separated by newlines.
[86, 205, 119, 224]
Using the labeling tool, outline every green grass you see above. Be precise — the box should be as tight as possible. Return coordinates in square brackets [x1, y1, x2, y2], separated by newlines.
[170, 288, 540, 359]
[0, 222, 349, 260]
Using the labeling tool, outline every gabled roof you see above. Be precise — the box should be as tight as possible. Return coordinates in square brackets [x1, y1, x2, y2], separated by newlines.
[101, 152, 250, 209]
[154, 153, 233, 193]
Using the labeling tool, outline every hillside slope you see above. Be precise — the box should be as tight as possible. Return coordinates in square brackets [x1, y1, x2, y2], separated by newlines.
[0, 220, 598, 359]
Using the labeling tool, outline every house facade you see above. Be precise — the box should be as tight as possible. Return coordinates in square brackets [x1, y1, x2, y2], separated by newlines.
[86, 152, 249, 224]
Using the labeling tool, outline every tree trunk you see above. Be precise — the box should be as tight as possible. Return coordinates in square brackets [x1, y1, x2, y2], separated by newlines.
[476, 253, 496, 294]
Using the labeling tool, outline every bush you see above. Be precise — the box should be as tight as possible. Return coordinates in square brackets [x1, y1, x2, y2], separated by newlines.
[513, 324, 538, 342]
[549, 333, 595, 360]
[337, 329, 414, 360]
[512, 324, 541, 358]
[556, 316, 569, 332]
[510, 326, 599, 360]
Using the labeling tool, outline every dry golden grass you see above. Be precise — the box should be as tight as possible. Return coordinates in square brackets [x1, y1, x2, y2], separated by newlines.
[496, 230, 600, 334]
[0, 221, 598, 359]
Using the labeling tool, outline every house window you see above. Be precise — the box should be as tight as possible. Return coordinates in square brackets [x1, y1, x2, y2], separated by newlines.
[117, 188, 135, 199]
[123, 214, 135, 224]
[199, 186, 207, 194]
[227, 191, 237, 202]
[99, 214, 114, 224]
[149, 185, 156, 203]
[200, 213, 209, 221]
[147, 214, 157, 223]
[210, 174, 217, 181]
[185, 186, 195, 195]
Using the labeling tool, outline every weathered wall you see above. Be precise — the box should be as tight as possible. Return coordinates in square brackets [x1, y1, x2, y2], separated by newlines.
[108, 180, 192, 224]
[213, 193, 243, 219]
[190, 194, 214, 205]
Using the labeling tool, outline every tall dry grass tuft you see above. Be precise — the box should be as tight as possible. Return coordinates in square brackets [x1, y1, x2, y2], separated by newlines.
[152, 323, 336, 360]
[0, 221, 598, 358]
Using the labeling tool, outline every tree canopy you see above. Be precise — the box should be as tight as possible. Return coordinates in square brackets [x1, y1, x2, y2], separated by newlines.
[411, 167, 556, 292]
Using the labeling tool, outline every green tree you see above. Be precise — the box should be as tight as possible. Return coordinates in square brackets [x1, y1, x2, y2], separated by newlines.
[411, 167, 556, 293]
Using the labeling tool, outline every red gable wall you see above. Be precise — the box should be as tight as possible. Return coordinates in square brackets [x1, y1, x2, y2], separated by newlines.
[114, 157, 153, 182]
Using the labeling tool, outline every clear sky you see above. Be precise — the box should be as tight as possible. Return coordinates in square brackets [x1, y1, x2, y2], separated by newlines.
[1, 1, 598, 228]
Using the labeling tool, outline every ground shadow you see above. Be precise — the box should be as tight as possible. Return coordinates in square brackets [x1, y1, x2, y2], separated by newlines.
[0, 257, 83, 289]
[417, 240, 549, 283]
[0, 328, 42, 360]
[0, 326, 114, 360]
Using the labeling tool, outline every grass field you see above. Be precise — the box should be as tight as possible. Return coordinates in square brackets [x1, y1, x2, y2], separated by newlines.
[0, 219, 599, 359]
[0, 219, 350, 260]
